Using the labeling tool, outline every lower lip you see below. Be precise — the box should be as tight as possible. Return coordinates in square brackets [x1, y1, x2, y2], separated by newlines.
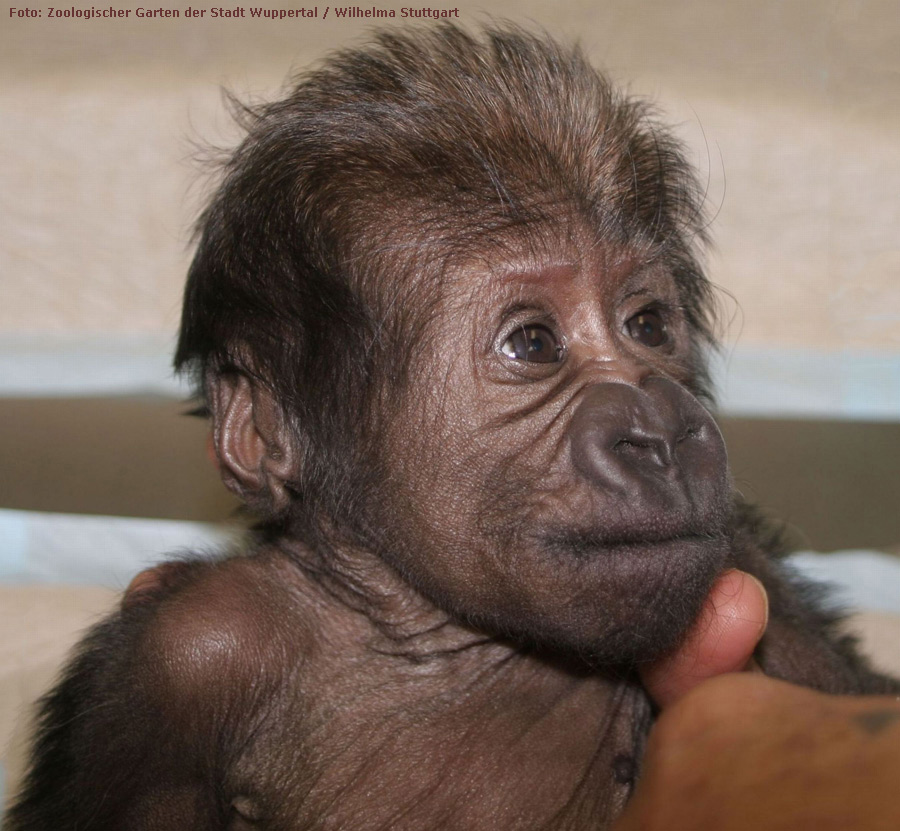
[544, 533, 714, 559]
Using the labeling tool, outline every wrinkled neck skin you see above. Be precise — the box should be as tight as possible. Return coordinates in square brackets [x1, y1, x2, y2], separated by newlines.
[281, 532, 480, 657]
[251, 535, 654, 830]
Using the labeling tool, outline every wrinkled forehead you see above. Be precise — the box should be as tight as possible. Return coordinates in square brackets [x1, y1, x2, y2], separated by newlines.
[334, 163, 676, 349]
[428, 216, 665, 308]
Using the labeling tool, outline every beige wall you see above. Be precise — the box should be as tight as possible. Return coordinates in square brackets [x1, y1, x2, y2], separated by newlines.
[2, 0, 898, 353]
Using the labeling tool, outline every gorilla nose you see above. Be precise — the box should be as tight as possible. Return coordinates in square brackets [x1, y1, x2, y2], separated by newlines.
[610, 424, 675, 469]
[568, 378, 725, 495]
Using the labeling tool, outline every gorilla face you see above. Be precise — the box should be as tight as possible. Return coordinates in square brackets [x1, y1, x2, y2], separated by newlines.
[371, 239, 731, 665]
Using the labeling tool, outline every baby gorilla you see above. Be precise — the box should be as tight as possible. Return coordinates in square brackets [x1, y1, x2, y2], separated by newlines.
[9, 23, 897, 831]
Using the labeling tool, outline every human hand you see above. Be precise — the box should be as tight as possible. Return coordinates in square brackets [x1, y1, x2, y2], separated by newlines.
[617, 570, 900, 831]
[617, 672, 900, 830]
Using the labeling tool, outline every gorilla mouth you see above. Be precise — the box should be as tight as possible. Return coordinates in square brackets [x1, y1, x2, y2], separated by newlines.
[543, 527, 723, 556]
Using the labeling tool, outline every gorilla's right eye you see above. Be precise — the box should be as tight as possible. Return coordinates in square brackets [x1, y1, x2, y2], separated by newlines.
[624, 309, 668, 348]
[500, 325, 563, 363]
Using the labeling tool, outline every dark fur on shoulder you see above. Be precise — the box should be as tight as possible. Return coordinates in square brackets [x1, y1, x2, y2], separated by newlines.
[729, 499, 898, 694]
[8, 563, 224, 827]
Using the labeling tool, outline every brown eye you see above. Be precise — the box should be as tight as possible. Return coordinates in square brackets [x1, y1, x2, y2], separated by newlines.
[501, 325, 563, 363]
[625, 310, 668, 348]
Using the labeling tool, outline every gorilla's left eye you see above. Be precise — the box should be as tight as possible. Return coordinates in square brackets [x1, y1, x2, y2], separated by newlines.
[501, 325, 563, 363]
[625, 310, 668, 348]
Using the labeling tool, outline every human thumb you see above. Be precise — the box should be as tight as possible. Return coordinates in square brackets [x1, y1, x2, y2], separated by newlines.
[640, 569, 768, 708]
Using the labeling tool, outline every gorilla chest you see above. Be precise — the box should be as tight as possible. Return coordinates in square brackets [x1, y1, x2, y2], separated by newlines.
[235, 665, 650, 830]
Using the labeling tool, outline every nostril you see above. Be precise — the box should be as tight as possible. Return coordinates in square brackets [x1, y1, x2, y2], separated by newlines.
[613, 436, 670, 468]
[676, 424, 704, 444]
[613, 438, 647, 451]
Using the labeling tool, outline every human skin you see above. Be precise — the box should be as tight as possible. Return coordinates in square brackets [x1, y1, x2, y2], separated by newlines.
[622, 571, 900, 831]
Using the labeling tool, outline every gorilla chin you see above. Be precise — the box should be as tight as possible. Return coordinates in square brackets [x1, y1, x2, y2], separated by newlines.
[526, 530, 731, 667]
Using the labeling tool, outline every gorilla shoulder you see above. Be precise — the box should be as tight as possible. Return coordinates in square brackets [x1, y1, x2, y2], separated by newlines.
[126, 552, 313, 720]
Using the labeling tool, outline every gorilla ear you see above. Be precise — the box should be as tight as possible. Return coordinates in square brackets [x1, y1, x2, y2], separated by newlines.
[207, 372, 298, 513]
